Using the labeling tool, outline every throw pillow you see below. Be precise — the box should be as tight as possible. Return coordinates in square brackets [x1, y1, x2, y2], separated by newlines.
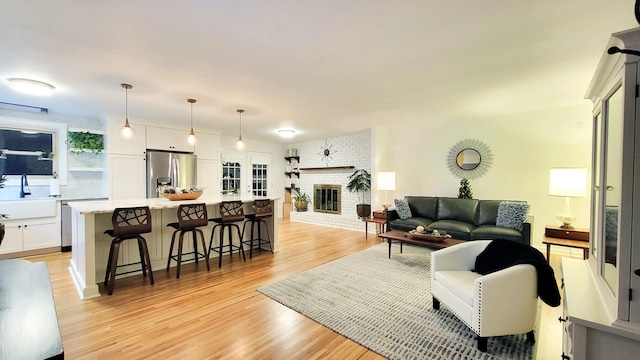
[496, 201, 529, 232]
[394, 198, 412, 219]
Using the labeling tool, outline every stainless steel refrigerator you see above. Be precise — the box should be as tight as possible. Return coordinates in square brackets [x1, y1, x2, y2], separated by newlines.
[146, 150, 198, 198]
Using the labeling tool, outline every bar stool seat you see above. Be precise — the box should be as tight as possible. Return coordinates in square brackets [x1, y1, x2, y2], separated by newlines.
[166, 203, 210, 279]
[241, 199, 274, 259]
[103, 206, 154, 295]
[208, 201, 246, 268]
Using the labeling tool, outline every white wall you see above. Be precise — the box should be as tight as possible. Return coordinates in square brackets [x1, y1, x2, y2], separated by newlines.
[373, 103, 593, 251]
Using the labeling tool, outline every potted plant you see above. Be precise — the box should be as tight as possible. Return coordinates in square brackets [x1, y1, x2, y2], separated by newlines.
[292, 188, 311, 212]
[67, 131, 104, 155]
[346, 169, 372, 218]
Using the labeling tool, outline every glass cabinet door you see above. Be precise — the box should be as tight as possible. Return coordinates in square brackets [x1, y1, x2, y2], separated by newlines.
[591, 112, 601, 261]
[599, 85, 623, 296]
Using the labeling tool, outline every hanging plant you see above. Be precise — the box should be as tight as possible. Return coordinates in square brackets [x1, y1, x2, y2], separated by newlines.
[67, 131, 104, 155]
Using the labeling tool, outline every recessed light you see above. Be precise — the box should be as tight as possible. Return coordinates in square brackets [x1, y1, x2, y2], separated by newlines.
[278, 129, 296, 138]
[7, 78, 55, 96]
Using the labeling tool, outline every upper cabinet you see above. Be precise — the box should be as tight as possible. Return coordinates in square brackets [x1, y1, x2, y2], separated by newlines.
[146, 126, 194, 153]
[194, 132, 220, 160]
[107, 121, 146, 155]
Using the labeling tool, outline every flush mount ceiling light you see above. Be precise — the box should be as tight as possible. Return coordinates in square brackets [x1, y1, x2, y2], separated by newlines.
[120, 83, 135, 141]
[236, 109, 245, 150]
[7, 78, 55, 96]
[187, 98, 197, 145]
[278, 129, 296, 138]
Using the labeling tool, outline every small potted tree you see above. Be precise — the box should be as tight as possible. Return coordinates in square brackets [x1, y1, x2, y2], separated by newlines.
[346, 169, 372, 218]
[292, 188, 311, 212]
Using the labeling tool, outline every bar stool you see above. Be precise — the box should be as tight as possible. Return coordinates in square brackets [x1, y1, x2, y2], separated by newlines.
[166, 203, 211, 279]
[208, 201, 246, 268]
[103, 206, 154, 295]
[241, 199, 274, 259]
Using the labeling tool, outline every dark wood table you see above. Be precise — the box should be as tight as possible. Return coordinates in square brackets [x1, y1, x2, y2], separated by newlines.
[542, 235, 590, 262]
[378, 230, 465, 258]
[362, 217, 387, 239]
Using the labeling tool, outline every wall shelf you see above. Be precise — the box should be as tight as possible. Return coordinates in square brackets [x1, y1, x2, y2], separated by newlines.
[284, 171, 300, 178]
[285, 156, 300, 162]
[299, 166, 355, 171]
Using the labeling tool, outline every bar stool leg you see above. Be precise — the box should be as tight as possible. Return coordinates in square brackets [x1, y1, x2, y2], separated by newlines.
[196, 229, 210, 271]
[235, 224, 246, 262]
[176, 231, 185, 279]
[167, 232, 177, 272]
[138, 237, 154, 285]
[192, 231, 199, 265]
[107, 240, 122, 295]
[105, 239, 116, 286]
[218, 226, 225, 268]
[136, 237, 147, 278]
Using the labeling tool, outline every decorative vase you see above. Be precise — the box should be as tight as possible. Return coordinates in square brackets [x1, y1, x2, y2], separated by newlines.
[294, 199, 308, 212]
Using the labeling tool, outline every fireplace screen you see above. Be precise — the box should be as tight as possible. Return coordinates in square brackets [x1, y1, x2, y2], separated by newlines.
[313, 184, 341, 214]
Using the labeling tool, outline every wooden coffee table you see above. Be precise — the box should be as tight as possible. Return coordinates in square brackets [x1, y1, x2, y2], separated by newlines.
[378, 230, 465, 258]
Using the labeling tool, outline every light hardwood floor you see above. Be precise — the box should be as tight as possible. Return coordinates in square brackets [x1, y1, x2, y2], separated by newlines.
[23, 220, 563, 359]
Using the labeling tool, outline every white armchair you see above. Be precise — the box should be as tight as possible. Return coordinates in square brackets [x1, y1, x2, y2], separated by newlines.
[430, 240, 538, 352]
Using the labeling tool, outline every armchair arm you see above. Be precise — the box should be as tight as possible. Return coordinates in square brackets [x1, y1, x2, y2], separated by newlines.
[472, 264, 538, 336]
[431, 240, 491, 272]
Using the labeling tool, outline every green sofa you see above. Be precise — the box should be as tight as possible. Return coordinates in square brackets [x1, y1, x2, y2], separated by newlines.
[386, 196, 531, 245]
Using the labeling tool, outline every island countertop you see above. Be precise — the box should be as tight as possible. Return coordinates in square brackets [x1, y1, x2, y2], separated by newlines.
[67, 195, 279, 214]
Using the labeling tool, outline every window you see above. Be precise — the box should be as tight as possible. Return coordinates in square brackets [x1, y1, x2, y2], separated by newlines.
[222, 162, 241, 194]
[252, 164, 268, 196]
[0, 128, 54, 176]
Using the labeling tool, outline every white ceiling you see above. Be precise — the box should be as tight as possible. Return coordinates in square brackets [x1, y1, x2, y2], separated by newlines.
[0, 1, 637, 143]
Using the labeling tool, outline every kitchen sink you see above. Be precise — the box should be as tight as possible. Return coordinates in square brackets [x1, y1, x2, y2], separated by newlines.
[2, 198, 57, 220]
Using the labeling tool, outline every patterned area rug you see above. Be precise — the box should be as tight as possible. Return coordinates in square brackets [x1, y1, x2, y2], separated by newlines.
[258, 243, 534, 360]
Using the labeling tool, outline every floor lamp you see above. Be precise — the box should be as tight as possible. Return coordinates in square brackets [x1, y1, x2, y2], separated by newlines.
[548, 168, 587, 229]
[377, 172, 396, 211]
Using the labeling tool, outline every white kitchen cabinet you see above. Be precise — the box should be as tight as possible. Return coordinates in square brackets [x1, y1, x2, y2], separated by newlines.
[0, 218, 60, 256]
[197, 159, 220, 197]
[194, 132, 221, 160]
[109, 154, 146, 200]
[146, 126, 194, 153]
[107, 121, 146, 155]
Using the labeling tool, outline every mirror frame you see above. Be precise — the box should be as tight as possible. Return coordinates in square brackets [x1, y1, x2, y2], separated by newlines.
[446, 139, 493, 179]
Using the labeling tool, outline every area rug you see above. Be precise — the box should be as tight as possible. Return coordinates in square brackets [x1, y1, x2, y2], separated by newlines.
[258, 243, 534, 360]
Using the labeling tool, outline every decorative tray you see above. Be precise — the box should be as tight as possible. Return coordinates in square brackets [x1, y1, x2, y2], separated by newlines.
[161, 191, 203, 201]
[408, 230, 450, 242]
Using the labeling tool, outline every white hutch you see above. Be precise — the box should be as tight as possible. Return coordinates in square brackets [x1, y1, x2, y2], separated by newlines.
[561, 27, 640, 359]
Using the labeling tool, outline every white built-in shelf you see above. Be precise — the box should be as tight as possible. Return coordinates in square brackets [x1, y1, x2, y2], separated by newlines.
[68, 167, 106, 172]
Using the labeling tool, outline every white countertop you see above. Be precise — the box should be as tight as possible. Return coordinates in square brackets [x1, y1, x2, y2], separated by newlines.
[67, 195, 279, 214]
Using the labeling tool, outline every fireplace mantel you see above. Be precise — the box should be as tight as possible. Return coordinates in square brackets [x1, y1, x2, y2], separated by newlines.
[300, 166, 355, 171]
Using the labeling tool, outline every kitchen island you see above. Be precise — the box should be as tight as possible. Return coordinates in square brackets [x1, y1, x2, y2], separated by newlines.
[68, 196, 279, 299]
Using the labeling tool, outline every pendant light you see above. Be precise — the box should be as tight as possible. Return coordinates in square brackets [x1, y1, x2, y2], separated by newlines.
[236, 109, 245, 149]
[187, 98, 197, 145]
[120, 83, 135, 141]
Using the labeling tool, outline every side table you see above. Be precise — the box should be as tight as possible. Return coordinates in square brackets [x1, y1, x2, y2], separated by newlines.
[542, 225, 589, 263]
[362, 217, 387, 239]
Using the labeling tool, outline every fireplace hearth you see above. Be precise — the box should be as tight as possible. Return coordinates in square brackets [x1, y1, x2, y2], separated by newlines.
[313, 184, 341, 214]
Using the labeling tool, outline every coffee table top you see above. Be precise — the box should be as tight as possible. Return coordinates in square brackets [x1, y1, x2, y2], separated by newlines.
[378, 230, 465, 249]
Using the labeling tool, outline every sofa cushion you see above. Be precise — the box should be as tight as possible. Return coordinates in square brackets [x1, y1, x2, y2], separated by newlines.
[394, 198, 412, 219]
[476, 200, 502, 226]
[496, 201, 529, 232]
[434, 270, 481, 306]
[436, 198, 478, 224]
[471, 225, 524, 243]
[405, 196, 438, 220]
[389, 217, 434, 232]
[428, 220, 475, 240]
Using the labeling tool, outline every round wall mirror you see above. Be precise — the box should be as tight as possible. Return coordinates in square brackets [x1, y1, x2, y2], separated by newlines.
[446, 139, 493, 179]
[456, 149, 481, 170]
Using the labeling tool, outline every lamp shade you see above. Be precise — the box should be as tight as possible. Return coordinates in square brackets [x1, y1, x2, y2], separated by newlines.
[549, 168, 587, 197]
[377, 172, 396, 191]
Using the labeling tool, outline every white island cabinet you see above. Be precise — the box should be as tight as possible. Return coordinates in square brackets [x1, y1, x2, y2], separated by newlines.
[68, 196, 279, 299]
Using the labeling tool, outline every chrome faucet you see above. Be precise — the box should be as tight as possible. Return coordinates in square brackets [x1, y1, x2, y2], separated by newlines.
[20, 174, 31, 198]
